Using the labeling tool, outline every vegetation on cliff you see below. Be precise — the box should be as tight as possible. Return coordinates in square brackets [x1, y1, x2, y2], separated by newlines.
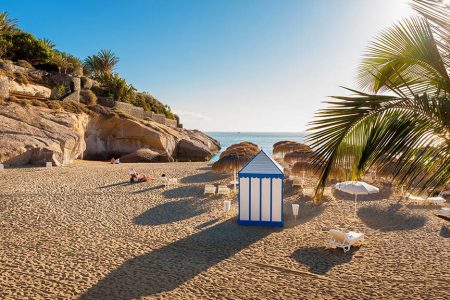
[0, 11, 176, 120]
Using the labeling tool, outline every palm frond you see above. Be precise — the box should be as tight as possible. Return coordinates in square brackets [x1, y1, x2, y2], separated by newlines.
[358, 16, 450, 97]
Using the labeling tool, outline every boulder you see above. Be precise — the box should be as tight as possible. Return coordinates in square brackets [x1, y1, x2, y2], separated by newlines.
[177, 139, 212, 161]
[81, 76, 93, 89]
[0, 102, 88, 166]
[0, 102, 220, 166]
[9, 80, 51, 98]
[120, 148, 162, 163]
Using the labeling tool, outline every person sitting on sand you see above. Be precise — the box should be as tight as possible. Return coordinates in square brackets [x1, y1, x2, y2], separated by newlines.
[110, 158, 116, 164]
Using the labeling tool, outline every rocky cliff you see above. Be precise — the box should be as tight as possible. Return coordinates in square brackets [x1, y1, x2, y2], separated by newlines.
[0, 102, 220, 166]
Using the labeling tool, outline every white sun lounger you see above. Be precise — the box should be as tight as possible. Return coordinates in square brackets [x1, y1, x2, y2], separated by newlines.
[328, 229, 365, 253]
[204, 184, 216, 195]
[163, 177, 178, 187]
[292, 178, 303, 187]
[406, 193, 426, 204]
[425, 196, 446, 205]
[217, 185, 230, 196]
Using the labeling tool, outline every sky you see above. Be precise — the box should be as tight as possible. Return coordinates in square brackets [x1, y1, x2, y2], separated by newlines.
[2, 0, 415, 132]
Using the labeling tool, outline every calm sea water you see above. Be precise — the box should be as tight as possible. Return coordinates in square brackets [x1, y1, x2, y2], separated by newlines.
[206, 132, 306, 161]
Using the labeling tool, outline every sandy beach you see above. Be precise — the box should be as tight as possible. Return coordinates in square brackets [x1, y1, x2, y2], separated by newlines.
[0, 161, 449, 299]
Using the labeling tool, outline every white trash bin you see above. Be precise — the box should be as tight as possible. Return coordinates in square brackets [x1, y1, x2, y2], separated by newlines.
[224, 200, 231, 213]
[292, 204, 300, 219]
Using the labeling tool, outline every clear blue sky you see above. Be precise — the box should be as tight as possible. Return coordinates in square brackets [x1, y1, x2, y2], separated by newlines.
[3, 0, 413, 131]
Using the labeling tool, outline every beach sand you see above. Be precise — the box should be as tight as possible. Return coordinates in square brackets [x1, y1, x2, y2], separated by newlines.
[0, 161, 449, 299]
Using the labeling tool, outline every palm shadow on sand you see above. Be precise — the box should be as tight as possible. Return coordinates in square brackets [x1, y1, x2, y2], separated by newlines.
[332, 184, 393, 201]
[80, 218, 278, 299]
[358, 204, 426, 231]
[134, 198, 209, 226]
[291, 247, 359, 274]
[180, 171, 229, 184]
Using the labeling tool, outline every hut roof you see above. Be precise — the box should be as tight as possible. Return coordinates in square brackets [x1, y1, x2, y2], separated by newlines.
[239, 150, 283, 175]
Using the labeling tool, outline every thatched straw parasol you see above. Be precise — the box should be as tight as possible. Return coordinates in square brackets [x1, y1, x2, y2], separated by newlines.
[291, 160, 316, 185]
[273, 141, 311, 158]
[213, 142, 260, 191]
[220, 143, 260, 159]
[284, 150, 312, 164]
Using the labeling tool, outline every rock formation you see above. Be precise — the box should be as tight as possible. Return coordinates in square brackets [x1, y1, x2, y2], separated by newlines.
[0, 102, 219, 166]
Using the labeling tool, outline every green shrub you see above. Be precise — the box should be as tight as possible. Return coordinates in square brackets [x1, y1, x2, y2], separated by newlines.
[1, 30, 53, 65]
[50, 50, 82, 76]
[98, 72, 136, 102]
[30, 99, 48, 108]
[16, 60, 33, 69]
[51, 84, 66, 100]
[80, 89, 97, 105]
[8, 96, 29, 107]
[46, 100, 62, 110]
[60, 100, 93, 115]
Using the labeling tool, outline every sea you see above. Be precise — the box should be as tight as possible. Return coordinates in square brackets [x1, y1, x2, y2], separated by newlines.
[206, 132, 306, 161]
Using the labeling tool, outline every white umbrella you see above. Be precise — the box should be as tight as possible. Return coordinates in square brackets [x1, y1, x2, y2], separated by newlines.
[335, 181, 379, 219]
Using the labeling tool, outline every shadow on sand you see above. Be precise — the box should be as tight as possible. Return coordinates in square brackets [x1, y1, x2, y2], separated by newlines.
[161, 185, 204, 199]
[180, 171, 229, 184]
[358, 204, 426, 231]
[284, 199, 325, 228]
[332, 184, 393, 201]
[133, 198, 208, 226]
[98, 181, 135, 189]
[440, 226, 450, 238]
[291, 247, 359, 274]
[80, 218, 278, 299]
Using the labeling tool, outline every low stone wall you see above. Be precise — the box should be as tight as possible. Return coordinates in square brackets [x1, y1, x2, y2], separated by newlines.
[115, 102, 145, 119]
[113, 102, 178, 128]
[62, 91, 80, 102]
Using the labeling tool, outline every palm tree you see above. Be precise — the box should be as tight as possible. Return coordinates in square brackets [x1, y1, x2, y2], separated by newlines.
[307, 0, 450, 202]
[0, 12, 17, 34]
[83, 49, 119, 78]
[40, 38, 55, 50]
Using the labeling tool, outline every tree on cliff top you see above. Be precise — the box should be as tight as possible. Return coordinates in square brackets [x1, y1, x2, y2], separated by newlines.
[83, 49, 119, 78]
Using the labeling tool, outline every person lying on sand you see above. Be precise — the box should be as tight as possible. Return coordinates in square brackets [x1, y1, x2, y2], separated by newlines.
[130, 171, 153, 183]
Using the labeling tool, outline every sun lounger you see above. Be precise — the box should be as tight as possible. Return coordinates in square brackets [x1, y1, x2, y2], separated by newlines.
[328, 229, 364, 253]
[425, 196, 446, 205]
[163, 178, 178, 187]
[204, 184, 216, 195]
[406, 193, 426, 205]
[292, 178, 303, 187]
[217, 185, 230, 196]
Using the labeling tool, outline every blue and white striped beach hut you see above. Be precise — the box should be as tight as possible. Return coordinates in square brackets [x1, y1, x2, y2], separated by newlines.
[238, 150, 284, 227]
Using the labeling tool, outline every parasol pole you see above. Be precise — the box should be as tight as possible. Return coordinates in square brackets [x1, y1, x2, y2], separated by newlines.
[354, 194, 357, 220]
[233, 166, 237, 192]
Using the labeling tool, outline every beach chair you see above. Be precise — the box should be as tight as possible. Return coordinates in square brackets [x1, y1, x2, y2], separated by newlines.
[164, 178, 178, 188]
[405, 193, 426, 205]
[217, 185, 230, 196]
[204, 184, 216, 195]
[425, 196, 446, 205]
[328, 229, 364, 253]
[292, 178, 303, 187]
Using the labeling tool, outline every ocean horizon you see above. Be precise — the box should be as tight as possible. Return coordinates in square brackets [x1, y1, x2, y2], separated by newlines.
[206, 131, 306, 161]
